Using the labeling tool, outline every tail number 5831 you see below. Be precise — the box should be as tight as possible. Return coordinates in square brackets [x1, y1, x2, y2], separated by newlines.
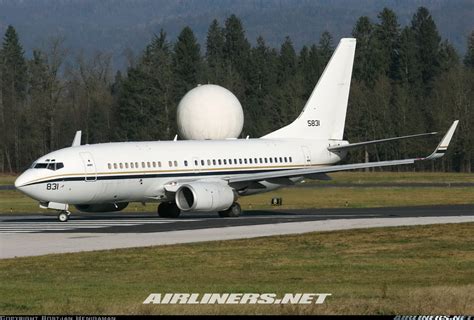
[307, 120, 320, 127]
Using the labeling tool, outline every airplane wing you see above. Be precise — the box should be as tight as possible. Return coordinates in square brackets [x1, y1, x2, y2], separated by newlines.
[227, 120, 459, 185]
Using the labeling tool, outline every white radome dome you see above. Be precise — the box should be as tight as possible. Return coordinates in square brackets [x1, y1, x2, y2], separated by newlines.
[177, 84, 244, 140]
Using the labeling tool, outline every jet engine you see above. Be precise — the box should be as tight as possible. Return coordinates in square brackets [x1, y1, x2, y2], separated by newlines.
[74, 202, 129, 213]
[175, 182, 235, 212]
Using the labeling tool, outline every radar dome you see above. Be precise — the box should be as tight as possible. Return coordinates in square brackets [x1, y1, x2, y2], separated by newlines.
[177, 84, 244, 140]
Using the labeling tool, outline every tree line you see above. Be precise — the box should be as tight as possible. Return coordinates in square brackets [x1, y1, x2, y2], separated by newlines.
[0, 7, 473, 173]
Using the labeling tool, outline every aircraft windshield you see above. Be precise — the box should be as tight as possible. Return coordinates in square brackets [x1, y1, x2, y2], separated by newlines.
[32, 162, 64, 171]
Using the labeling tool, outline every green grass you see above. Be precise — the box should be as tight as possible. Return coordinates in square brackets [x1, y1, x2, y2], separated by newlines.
[309, 171, 474, 184]
[0, 174, 15, 185]
[0, 223, 473, 314]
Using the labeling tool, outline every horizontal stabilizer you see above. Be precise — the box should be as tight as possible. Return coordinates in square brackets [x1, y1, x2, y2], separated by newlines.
[328, 132, 437, 152]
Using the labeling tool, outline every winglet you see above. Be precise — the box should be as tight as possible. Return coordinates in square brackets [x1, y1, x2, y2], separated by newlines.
[72, 130, 82, 147]
[425, 120, 459, 160]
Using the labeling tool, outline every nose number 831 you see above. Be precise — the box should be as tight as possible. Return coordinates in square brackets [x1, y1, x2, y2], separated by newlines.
[46, 183, 60, 190]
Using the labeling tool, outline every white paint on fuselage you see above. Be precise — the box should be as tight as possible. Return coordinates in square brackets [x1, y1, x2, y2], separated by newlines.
[15, 138, 347, 205]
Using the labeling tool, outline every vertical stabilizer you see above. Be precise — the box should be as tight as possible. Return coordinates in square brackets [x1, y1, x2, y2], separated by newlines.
[263, 38, 356, 140]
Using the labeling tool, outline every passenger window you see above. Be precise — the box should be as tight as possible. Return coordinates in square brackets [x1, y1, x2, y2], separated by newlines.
[289, 157, 293, 162]
[264, 158, 268, 163]
[279, 157, 283, 163]
[108, 163, 111, 169]
[158, 161, 162, 168]
[223, 159, 227, 165]
[168, 161, 172, 167]
[174, 160, 178, 167]
[141, 162, 145, 168]
[254, 158, 258, 164]
[284, 157, 288, 163]
[184, 160, 188, 167]
[152, 161, 156, 168]
[244, 159, 247, 164]
[119, 163, 123, 169]
[131, 162, 134, 169]
[207, 160, 211, 166]
[249, 158, 252, 164]
[239, 159, 242, 164]
[201, 160, 205, 166]
[125, 163, 129, 169]
[113, 163, 117, 169]
[218, 159, 222, 165]
[194, 160, 198, 166]
[212, 159, 216, 165]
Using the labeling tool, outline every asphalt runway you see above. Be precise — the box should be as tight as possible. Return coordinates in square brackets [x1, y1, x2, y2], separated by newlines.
[1, 205, 473, 259]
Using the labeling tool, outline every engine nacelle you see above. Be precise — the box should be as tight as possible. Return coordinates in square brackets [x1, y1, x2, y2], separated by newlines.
[175, 182, 235, 212]
[74, 202, 129, 213]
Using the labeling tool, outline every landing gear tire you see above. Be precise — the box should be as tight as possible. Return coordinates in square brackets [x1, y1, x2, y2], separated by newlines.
[219, 202, 241, 218]
[58, 211, 69, 222]
[157, 202, 181, 218]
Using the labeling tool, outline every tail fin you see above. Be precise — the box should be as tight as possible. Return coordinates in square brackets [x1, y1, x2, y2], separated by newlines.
[263, 38, 356, 140]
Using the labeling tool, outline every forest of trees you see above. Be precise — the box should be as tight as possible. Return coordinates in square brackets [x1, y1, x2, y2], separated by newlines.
[0, 7, 473, 173]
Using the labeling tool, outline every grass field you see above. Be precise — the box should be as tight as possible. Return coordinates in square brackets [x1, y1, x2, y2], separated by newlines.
[0, 223, 472, 315]
[0, 172, 473, 213]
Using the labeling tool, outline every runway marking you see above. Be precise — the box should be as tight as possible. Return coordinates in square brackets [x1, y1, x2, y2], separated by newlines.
[0, 218, 198, 234]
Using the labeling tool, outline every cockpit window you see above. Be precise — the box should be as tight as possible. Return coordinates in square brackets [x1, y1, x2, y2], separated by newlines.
[33, 162, 64, 171]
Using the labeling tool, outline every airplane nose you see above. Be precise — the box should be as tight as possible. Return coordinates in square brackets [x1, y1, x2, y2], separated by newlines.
[14, 172, 28, 189]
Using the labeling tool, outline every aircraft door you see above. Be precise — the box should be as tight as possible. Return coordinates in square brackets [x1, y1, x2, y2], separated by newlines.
[301, 146, 311, 166]
[80, 152, 97, 182]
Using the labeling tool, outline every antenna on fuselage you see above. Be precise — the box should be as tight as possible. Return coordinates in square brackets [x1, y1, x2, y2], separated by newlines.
[72, 131, 82, 147]
[173, 135, 178, 141]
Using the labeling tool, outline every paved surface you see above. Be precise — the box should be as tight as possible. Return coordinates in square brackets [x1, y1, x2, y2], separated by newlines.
[0, 205, 473, 259]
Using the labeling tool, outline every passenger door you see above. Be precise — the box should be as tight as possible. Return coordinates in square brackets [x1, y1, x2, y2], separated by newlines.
[80, 152, 97, 182]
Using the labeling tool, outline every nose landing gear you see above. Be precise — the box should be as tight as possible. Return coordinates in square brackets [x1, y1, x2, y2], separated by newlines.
[58, 211, 71, 222]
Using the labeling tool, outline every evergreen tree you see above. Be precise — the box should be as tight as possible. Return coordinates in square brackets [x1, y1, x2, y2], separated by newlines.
[375, 8, 401, 80]
[318, 31, 334, 64]
[464, 31, 474, 69]
[439, 40, 459, 72]
[352, 16, 383, 86]
[118, 31, 175, 141]
[277, 36, 297, 84]
[0, 25, 27, 172]
[223, 14, 251, 76]
[246, 36, 278, 136]
[411, 7, 442, 87]
[173, 26, 202, 100]
[205, 19, 225, 83]
[399, 26, 421, 87]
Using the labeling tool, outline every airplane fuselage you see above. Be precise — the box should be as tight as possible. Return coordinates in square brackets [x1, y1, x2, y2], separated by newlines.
[15, 138, 347, 205]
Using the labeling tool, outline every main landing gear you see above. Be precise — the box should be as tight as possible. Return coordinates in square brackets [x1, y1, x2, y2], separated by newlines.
[218, 202, 241, 218]
[58, 211, 71, 222]
[157, 202, 181, 218]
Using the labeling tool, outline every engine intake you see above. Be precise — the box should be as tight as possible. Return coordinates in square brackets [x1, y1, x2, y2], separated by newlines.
[175, 182, 235, 212]
[75, 202, 129, 213]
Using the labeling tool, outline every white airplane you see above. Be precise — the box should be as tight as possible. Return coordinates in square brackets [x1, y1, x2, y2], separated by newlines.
[15, 38, 459, 222]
